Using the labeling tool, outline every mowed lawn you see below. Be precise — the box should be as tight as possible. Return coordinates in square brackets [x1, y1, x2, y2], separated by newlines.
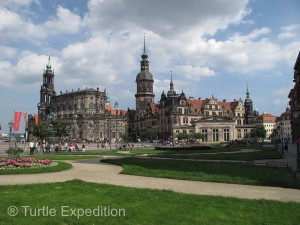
[1, 180, 300, 225]
[104, 157, 300, 189]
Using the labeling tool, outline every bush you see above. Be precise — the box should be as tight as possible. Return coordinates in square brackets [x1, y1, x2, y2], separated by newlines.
[5, 147, 24, 159]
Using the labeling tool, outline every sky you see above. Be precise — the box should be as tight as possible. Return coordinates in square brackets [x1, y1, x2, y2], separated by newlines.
[0, 0, 299, 133]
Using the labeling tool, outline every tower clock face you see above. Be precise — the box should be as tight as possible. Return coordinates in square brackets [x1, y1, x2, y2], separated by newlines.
[138, 81, 152, 92]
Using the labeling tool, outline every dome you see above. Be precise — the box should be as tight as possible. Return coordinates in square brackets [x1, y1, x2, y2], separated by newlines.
[136, 70, 154, 82]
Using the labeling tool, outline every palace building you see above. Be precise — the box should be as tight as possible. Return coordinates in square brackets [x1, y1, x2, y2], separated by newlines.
[128, 38, 258, 142]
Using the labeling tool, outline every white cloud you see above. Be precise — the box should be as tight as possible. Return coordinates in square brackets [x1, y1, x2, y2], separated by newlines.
[43, 5, 81, 34]
[84, 0, 250, 37]
[278, 24, 300, 40]
[0, 5, 81, 43]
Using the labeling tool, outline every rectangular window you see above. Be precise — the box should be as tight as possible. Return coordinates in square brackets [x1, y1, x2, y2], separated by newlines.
[201, 129, 208, 142]
[223, 129, 229, 141]
[237, 129, 241, 139]
[244, 129, 248, 138]
[213, 129, 219, 142]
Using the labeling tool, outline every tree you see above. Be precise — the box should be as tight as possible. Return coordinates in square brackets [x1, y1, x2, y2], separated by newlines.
[255, 125, 267, 140]
[32, 120, 70, 140]
[193, 132, 205, 141]
[120, 131, 131, 142]
[177, 132, 189, 140]
[50, 120, 70, 138]
[32, 121, 55, 140]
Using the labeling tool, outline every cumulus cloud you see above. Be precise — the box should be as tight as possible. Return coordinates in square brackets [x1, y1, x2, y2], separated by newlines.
[84, 0, 250, 37]
[278, 24, 300, 40]
[0, 5, 81, 43]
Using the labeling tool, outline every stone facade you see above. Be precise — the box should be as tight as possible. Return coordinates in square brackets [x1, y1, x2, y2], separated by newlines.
[289, 51, 300, 142]
[38, 58, 127, 142]
[128, 40, 257, 142]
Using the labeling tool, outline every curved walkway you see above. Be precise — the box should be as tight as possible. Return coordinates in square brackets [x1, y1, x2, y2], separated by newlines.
[0, 157, 300, 203]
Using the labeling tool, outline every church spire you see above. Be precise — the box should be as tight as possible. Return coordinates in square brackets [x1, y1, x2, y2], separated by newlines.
[143, 33, 146, 56]
[46, 55, 52, 70]
[246, 83, 250, 98]
[140, 34, 149, 71]
[170, 70, 174, 90]
[167, 70, 176, 97]
[141, 33, 148, 59]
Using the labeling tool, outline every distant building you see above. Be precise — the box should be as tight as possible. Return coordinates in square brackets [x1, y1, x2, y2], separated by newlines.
[275, 107, 292, 141]
[37, 57, 127, 142]
[255, 112, 277, 139]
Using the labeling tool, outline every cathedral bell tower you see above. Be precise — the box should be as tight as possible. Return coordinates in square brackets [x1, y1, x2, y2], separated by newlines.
[135, 35, 155, 115]
[38, 56, 56, 120]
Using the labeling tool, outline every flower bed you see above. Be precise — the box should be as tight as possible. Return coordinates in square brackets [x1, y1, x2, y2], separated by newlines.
[0, 158, 56, 169]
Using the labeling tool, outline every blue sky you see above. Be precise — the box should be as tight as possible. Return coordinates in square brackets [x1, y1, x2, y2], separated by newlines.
[0, 0, 299, 133]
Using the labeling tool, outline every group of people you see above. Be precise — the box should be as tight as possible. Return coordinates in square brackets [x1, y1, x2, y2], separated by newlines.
[28, 141, 87, 155]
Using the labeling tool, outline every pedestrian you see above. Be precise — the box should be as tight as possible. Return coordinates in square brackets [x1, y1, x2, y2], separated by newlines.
[284, 138, 289, 153]
[29, 141, 34, 155]
[82, 144, 86, 152]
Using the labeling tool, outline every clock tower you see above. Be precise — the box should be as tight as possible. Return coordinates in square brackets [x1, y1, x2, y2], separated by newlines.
[135, 36, 155, 115]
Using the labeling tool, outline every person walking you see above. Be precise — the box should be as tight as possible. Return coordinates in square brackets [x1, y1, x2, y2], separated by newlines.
[29, 141, 34, 155]
[284, 138, 289, 154]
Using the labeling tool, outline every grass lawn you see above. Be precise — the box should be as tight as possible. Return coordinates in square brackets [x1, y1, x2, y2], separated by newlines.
[104, 157, 300, 189]
[0, 180, 299, 225]
[33, 147, 239, 157]
[151, 147, 282, 160]
[0, 161, 72, 175]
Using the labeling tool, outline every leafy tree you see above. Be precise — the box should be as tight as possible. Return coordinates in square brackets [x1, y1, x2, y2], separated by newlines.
[32, 121, 55, 140]
[177, 133, 189, 140]
[32, 120, 70, 140]
[51, 120, 70, 137]
[120, 131, 131, 142]
[255, 125, 267, 140]
[140, 129, 156, 141]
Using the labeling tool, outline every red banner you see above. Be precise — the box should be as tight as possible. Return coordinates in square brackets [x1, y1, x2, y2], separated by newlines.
[23, 112, 28, 128]
[14, 111, 22, 131]
[34, 113, 39, 125]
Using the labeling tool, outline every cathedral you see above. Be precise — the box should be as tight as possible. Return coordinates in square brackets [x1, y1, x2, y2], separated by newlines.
[128, 38, 257, 142]
[38, 57, 127, 142]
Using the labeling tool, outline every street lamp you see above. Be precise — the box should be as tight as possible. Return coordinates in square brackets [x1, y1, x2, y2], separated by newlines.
[279, 122, 284, 155]
[8, 121, 13, 149]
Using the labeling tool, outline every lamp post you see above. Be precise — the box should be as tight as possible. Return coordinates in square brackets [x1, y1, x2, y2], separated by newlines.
[276, 122, 284, 155]
[8, 121, 13, 149]
[279, 122, 284, 155]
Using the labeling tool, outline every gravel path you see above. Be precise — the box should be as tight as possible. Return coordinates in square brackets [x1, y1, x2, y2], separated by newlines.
[1, 158, 300, 203]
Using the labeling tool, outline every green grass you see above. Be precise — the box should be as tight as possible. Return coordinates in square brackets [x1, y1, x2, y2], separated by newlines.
[0, 180, 299, 225]
[104, 157, 300, 189]
[152, 147, 282, 160]
[0, 161, 72, 175]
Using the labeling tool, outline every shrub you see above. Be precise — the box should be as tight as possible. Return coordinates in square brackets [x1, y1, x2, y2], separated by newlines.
[5, 147, 24, 159]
